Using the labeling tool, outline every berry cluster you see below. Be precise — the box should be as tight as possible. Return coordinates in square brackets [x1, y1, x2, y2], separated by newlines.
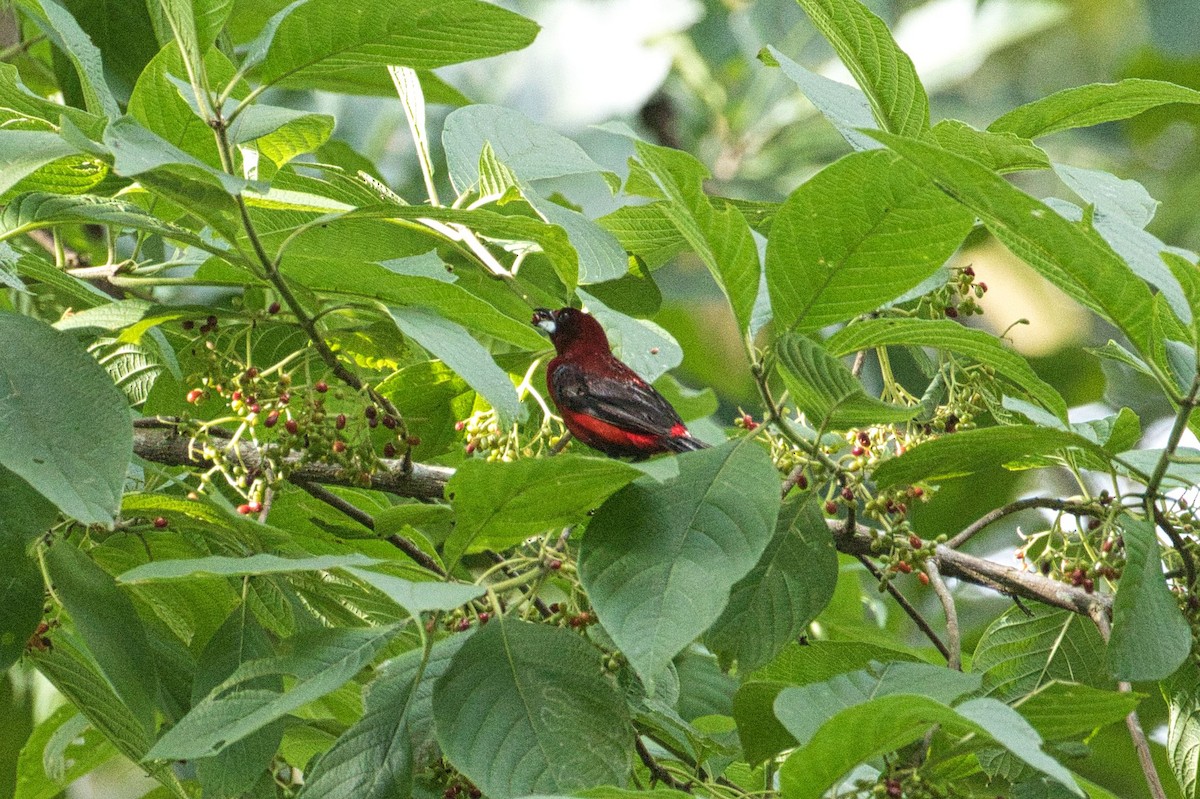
[455, 407, 566, 462]
[1016, 494, 1123, 595]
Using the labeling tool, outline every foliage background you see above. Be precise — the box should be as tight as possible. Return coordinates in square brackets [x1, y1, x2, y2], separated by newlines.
[4, 0, 1200, 797]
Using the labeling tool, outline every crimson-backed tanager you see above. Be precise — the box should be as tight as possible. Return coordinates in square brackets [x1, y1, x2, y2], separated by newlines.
[532, 307, 708, 459]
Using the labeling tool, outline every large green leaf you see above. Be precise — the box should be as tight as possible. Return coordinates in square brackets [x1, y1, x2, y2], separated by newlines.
[193, 608, 283, 798]
[705, 495, 838, 672]
[869, 131, 1159, 362]
[871, 425, 1123, 488]
[777, 693, 1079, 798]
[766, 150, 972, 332]
[1015, 681, 1141, 741]
[775, 333, 919, 428]
[0, 132, 80, 196]
[626, 140, 760, 333]
[147, 625, 403, 759]
[0, 313, 131, 525]
[825, 318, 1067, 419]
[256, 0, 538, 89]
[973, 606, 1109, 702]
[443, 455, 641, 564]
[989, 79, 1200, 139]
[579, 441, 780, 689]
[388, 307, 520, 426]
[44, 543, 158, 737]
[17, 0, 120, 118]
[930, 119, 1050, 173]
[103, 115, 249, 196]
[1165, 666, 1200, 799]
[764, 45, 880, 152]
[0, 63, 105, 137]
[1107, 517, 1192, 681]
[433, 620, 635, 799]
[118, 553, 387, 583]
[0, 467, 57, 671]
[794, 0, 930, 138]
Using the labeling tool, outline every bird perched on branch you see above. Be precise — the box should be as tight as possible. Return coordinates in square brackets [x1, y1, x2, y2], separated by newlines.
[532, 307, 708, 459]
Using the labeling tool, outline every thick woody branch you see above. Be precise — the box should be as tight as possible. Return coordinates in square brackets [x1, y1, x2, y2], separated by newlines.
[131, 424, 1112, 619]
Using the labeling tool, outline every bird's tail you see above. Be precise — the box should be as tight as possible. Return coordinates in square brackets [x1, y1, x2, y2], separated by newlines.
[665, 433, 710, 453]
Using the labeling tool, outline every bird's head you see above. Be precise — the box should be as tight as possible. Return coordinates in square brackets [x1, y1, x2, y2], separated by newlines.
[531, 307, 610, 356]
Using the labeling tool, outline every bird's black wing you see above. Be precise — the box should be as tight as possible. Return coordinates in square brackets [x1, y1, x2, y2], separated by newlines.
[550, 360, 685, 437]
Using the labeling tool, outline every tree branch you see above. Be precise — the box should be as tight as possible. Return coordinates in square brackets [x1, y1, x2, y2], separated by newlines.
[945, 496, 1100, 550]
[856, 554, 951, 661]
[925, 560, 960, 670]
[131, 423, 1112, 620]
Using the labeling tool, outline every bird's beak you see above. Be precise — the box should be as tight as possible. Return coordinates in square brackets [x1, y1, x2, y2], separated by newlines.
[531, 308, 556, 335]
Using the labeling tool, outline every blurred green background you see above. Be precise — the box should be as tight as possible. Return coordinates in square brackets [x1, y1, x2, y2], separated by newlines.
[4, 0, 1200, 795]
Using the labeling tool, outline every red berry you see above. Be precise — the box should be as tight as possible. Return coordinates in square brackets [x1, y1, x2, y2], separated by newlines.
[945, 306, 959, 318]
[478, 612, 490, 625]
[851, 446, 864, 457]
[247, 500, 263, 513]
[456, 618, 471, 632]
[368, 416, 379, 429]
[1101, 538, 1114, 554]
[963, 266, 975, 277]
[909, 535, 922, 548]
[382, 415, 397, 429]
[841, 487, 854, 502]
[455, 420, 465, 431]
[977, 282, 988, 293]
[231, 390, 242, 401]
[1088, 518, 1101, 531]
[332, 440, 346, 453]
[469, 788, 481, 799]
[911, 486, 924, 498]
[406, 435, 421, 447]
[237, 503, 252, 515]
[896, 561, 912, 574]
[548, 559, 563, 571]
[186, 388, 204, 404]
[182, 320, 195, 330]
[335, 414, 347, 430]
[264, 410, 280, 427]
[315, 380, 328, 393]
[153, 517, 168, 529]
[649, 347, 659, 355]
[244, 367, 258, 379]
[858, 431, 871, 447]
[249, 403, 261, 414]
[824, 501, 838, 515]
[886, 778, 902, 798]
[383, 442, 396, 457]
[1070, 568, 1085, 586]
[796, 474, 808, 490]
[285, 419, 299, 434]
[918, 572, 930, 586]
[1083, 578, 1095, 593]
[278, 392, 290, 405]
[268, 301, 281, 314]
[364, 405, 377, 419]
[206, 315, 218, 327]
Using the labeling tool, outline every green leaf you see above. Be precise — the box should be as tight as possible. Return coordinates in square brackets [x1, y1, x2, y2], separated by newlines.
[0, 192, 219, 254]
[147, 625, 403, 759]
[989, 78, 1200, 139]
[256, 0, 539, 90]
[705, 495, 838, 672]
[0, 62, 105, 137]
[343, 568, 484, 615]
[525, 194, 628, 285]
[1015, 681, 1141, 741]
[825, 318, 1067, 420]
[777, 694, 1080, 798]
[597, 204, 686, 270]
[776, 333, 919, 428]
[17, 0, 120, 118]
[0, 313, 131, 525]
[379, 634, 468, 767]
[0, 539, 40, 673]
[388, 307, 520, 426]
[1108, 517, 1192, 681]
[44, 543, 158, 737]
[973, 605, 1109, 701]
[444, 455, 641, 564]
[872, 426, 1123, 488]
[1164, 665, 1200, 799]
[118, 553, 387, 583]
[433, 620, 635, 799]
[931, 119, 1050, 173]
[442, 104, 614, 192]
[627, 140, 760, 333]
[29, 633, 152, 762]
[14, 706, 118, 799]
[0, 131, 80, 196]
[868, 131, 1160, 362]
[297, 664, 416, 799]
[104, 114, 250, 195]
[193, 608, 283, 798]
[794, 0, 930, 138]
[579, 441, 781, 690]
[766, 150, 972, 331]
[763, 45, 880, 151]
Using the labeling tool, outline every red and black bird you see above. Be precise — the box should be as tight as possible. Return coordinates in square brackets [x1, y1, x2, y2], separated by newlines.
[532, 307, 708, 459]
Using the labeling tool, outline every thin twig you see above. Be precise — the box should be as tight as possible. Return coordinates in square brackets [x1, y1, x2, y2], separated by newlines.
[635, 738, 691, 791]
[293, 479, 446, 576]
[484, 550, 552, 618]
[781, 464, 807, 499]
[924, 560, 960, 670]
[1142, 373, 1200, 589]
[856, 554, 951, 661]
[1152, 504, 1197, 591]
[1091, 609, 1169, 799]
[945, 496, 1099, 550]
